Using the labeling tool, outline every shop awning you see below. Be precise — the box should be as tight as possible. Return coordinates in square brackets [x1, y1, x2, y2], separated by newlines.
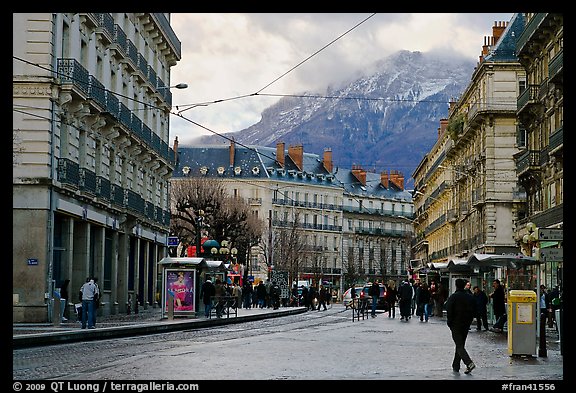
[157, 257, 205, 266]
[466, 253, 540, 270]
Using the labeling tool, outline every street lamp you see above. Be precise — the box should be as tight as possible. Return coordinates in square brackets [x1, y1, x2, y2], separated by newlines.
[157, 83, 188, 90]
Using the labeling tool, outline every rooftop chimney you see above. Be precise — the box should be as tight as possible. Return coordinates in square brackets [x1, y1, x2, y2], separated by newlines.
[492, 21, 507, 44]
[389, 170, 404, 190]
[380, 170, 389, 188]
[173, 136, 179, 164]
[229, 138, 235, 167]
[323, 148, 333, 173]
[276, 142, 285, 167]
[439, 118, 448, 136]
[351, 164, 367, 186]
[288, 144, 304, 171]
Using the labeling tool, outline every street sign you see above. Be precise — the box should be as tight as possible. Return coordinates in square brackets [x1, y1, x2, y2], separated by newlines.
[537, 228, 563, 241]
[167, 236, 179, 246]
[537, 248, 563, 262]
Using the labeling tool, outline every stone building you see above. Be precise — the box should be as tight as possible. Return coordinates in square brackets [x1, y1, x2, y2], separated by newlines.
[172, 141, 414, 294]
[514, 13, 563, 288]
[13, 13, 182, 322]
[412, 15, 528, 270]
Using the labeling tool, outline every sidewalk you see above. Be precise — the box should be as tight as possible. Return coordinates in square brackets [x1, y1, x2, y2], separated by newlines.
[13, 305, 306, 349]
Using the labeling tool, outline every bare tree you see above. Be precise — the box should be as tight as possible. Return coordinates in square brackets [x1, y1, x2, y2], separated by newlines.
[344, 246, 360, 286]
[274, 214, 304, 284]
[170, 177, 264, 264]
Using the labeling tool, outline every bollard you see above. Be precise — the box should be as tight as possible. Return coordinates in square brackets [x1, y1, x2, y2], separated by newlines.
[538, 310, 547, 357]
[167, 292, 174, 320]
[52, 295, 61, 327]
[126, 294, 132, 315]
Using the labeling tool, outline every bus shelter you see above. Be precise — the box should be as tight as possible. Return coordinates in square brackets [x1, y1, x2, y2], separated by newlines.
[466, 253, 541, 325]
[157, 257, 228, 319]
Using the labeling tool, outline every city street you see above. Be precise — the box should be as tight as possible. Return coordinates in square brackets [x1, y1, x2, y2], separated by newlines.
[13, 304, 563, 383]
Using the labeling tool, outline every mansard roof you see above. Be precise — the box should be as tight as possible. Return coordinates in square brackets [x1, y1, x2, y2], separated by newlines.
[483, 13, 525, 62]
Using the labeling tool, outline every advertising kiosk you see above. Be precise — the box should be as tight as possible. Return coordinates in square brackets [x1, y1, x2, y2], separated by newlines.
[157, 257, 228, 319]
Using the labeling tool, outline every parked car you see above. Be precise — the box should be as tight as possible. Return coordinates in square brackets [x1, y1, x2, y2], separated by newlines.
[342, 286, 364, 309]
[361, 283, 389, 311]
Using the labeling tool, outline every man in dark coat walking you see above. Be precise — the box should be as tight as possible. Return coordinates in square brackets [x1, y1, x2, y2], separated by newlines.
[200, 277, 215, 318]
[445, 278, 476, 374]
[398, 280, 413, 321]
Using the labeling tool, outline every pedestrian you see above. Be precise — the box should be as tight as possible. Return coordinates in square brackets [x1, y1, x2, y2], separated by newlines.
[398, 280, 413, 321]
[232, 282, 242, 309]
[60, 279, 70, 322]
[548, 285, 560, 329]
[411, 279, 419, 316]
[368, 281, 380, 317]
[265, 279, 272, 308]
[256, 281, 267, 309]
[290, 284, 299, 307]
[79, 277, 98, 329]
[317, 285, 328, 311]
[385, 280, 397, 318]
[271, 282, 281, 310]
[301, 286, 309, 309]
[308, 285, 318, 311]
[465, 281, 473, 294]
[200, 277, 215, 318]
[429, 280, 438, 316]
[214, 278, 226, 318]
[445, 278, 476, 374]
[417, 282, 431, 322]
[539, 285, 551, 328]
[93, 277, 101, 326]
[242, 281, 253, 309]
[489, 279, 507, 332]
[473, 285, 489, 331]
[436, 282, 448, 318]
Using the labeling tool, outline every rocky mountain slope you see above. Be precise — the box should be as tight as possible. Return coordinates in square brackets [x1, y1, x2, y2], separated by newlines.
[195, 50, 476, 187]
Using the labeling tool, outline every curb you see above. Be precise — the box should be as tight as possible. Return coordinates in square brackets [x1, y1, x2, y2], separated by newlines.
[13, 307, 308, 349]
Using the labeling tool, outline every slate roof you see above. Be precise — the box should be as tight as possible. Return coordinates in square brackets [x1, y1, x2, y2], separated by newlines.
[174, 144, 411, 200]
[174, 144, 341, 189]
[483, 13, 525, 62]
[333, 170, 412, 202]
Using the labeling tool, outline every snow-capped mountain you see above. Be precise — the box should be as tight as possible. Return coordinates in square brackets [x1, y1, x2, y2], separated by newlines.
[196, 50, 476, 186]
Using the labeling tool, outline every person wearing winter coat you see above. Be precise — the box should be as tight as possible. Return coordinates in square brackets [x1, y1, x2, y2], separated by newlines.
[417, 283, 431, 322]
[368, 281, 380, 317]
[398, 280, 413, 321]
[445, 278, 476, 374]
[473, 286, 489, 331]
[200, 277, 215, 318]
[385, 280, 398, 318]
[256, 281, 267, 309]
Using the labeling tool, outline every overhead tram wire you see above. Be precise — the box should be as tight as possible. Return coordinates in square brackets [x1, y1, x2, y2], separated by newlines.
[175, 13, 377, 115]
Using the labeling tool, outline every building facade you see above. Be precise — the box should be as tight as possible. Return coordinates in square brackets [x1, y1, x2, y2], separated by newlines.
[514, 13, 563, 288]
[172, 141, 414, 295]
[13, 13, 182, 322]
[412, 15, 529, 274]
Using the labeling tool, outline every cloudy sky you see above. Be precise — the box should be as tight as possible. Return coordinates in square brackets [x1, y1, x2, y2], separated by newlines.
[168, 13, 514, 146]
